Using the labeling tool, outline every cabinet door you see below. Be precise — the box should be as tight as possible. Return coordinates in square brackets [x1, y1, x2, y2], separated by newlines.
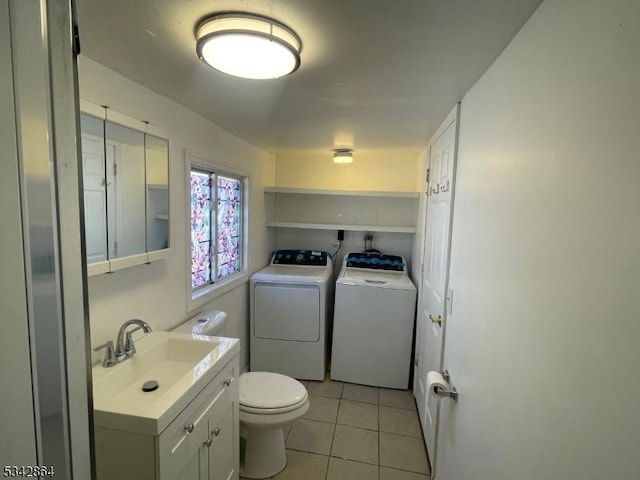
[208, 391, 239, 480]
[175, 444, 208, 480]
[105, 121, 147, 259]
[80, 113, 108, 264]
[145, 134, 169, 252]
[159, 408, 209, 480]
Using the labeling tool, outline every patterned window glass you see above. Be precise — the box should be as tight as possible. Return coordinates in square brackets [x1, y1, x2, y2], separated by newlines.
[190, 168, 242, 291]
[216, 176, 241, 278]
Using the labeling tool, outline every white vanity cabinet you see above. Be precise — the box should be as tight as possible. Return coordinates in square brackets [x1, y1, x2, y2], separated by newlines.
[95, 353, 239, 480]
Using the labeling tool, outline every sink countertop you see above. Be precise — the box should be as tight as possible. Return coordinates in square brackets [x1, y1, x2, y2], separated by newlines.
[92, 330, 240, 436]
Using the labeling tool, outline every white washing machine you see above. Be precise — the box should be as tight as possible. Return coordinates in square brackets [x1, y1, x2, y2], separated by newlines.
[250, 249, 333, 381]
[330, 252, 417, 389]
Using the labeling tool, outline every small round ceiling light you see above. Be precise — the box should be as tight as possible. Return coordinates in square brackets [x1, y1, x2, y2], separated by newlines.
[333, 149, 353, 164]
[196, 13, 302, 80]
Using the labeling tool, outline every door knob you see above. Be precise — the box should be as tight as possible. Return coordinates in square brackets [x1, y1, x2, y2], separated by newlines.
[429, 314, 442, 326]
[204, 437, 212, 448]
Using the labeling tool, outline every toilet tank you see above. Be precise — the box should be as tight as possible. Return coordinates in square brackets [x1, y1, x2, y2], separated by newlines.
[173, 310, 228, 336]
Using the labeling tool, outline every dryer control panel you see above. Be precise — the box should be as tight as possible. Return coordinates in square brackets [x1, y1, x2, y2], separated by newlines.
[272, 249, 329, 266]
[345, 253, 405, 271]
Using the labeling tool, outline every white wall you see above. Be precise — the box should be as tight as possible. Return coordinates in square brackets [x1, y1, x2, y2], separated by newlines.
[275, 151, 419, 192]
[410, 147, 428, 285]
[270, 151, 419, 272]
[436, 1, 640, 478]
[79, 57, 272, 371]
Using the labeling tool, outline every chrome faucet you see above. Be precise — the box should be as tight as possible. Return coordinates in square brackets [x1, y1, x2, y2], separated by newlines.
[116, 319, 152, 358]
[94, 319, 152, 368]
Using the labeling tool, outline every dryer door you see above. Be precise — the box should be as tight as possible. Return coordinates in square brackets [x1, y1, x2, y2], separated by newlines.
[253, 284, 320, 342]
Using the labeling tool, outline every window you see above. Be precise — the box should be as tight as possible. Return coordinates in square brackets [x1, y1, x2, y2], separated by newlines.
[190, 167, 243, 293]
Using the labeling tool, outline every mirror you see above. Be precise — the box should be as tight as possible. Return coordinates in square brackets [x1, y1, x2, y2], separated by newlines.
[145, 135, 170, 252]
[105, 120, 147, 258]
[80, 113, 108, 263]
[80, 112, 170, 272]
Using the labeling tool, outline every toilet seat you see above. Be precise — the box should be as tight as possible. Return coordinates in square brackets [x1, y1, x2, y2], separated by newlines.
[240, 396, 307, 415]
[239, 372, 307, 413]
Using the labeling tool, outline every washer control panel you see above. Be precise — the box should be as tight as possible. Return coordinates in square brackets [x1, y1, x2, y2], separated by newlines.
[272, 249, 329, 266]
[345, 253, 405, 271]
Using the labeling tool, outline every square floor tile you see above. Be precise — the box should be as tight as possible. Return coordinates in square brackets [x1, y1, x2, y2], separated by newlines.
[286, 419, 335, 455]
[308, 379, 344, 399]
[337, 400, 378, 430]
[327, 457, 379, 480]
[380, 466, 430, 480]
[379, 389, 417, 410]
[380, 432, 430, 474]
[342, 383, 379, 404]
[271, 449, 329, 480]
[331, 424, 378, 465]
[304, 395, 340, 423]
[379, 406, 422, 438]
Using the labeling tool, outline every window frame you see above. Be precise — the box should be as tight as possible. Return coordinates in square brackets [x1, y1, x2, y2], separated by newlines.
[186, 151, 249, 311]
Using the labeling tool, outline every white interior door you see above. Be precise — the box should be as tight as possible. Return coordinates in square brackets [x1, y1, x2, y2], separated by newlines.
[81, 133, 108, 263]
[413, 105, 459, 469]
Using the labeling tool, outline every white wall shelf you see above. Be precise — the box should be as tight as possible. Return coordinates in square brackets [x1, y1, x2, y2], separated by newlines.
[267, 221, 416, 233]
[147, 183, 168, 190]
[264, 186, 418, 198]
[265, 188, 417, 234]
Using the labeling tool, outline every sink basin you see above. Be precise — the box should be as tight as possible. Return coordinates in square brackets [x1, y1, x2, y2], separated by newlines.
[92, 330, 239, 435]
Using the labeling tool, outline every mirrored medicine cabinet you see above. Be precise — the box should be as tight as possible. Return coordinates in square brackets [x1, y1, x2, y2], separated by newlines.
[80, 105, 170, 276]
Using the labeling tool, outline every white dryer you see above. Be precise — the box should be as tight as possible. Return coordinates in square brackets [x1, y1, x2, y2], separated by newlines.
[250, 250, 333, 381]
[330, 252, 417, 389]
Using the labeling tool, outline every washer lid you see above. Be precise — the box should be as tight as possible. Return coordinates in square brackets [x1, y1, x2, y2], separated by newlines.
[337, 269, 416, 291]
[251, 264, 332, 284]
[239, 372, 308, 409]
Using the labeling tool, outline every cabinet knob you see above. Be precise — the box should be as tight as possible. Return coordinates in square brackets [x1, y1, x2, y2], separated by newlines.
[212, 428, 220, 437]
[203, 437, 212, 448]
[185, 423, 194, 434]
[223, 378, 233, 387]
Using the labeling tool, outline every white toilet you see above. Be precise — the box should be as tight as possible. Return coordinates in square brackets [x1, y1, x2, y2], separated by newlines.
[173, 310, 309, 479]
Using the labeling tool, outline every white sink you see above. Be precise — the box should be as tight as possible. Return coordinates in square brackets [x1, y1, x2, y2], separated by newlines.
[92, 330, 239, 435]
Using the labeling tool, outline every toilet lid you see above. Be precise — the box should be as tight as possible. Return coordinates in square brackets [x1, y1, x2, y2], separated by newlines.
[239, 372, 307, 409]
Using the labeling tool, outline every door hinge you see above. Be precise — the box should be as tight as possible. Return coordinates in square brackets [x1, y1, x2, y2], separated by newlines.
[113, 162, 117, 176]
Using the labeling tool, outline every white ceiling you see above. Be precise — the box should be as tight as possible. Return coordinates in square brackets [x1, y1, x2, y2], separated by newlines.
[76, 0, 542, 155]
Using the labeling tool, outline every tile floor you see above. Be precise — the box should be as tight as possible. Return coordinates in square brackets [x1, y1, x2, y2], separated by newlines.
[241, 378, 431, 480]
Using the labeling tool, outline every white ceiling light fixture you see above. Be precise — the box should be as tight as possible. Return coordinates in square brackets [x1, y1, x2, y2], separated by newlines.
[333, 149, 353, 164]
[196, 12, 302, 80]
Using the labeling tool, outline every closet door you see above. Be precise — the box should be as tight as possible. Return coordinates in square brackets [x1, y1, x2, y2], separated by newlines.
[413, 104, 460, 470]
[0, 0, 37, 463]
[2, 0, 92, 476]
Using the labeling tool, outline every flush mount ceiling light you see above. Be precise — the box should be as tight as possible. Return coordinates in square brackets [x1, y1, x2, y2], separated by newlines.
[196, 12, 302, 80]
[333, 149, 353, 164]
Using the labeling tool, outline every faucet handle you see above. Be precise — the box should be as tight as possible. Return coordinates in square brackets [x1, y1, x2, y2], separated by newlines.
[94, 341, 117, 368]
[124, 328, 141, 355]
